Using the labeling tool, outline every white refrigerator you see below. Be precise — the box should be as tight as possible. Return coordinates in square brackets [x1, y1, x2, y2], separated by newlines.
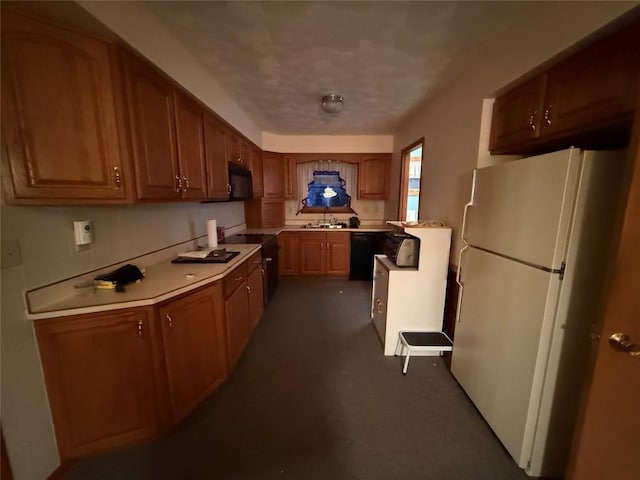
[451, 147, 626, 477]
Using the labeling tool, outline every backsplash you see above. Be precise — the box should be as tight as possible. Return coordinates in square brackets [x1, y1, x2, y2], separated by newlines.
[284, 199, 387, 226]
[1, 202, 245, 289]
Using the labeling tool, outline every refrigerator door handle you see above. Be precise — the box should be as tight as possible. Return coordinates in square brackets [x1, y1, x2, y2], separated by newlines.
[460, 169, 478, 245]
[455, 245, 469, 323]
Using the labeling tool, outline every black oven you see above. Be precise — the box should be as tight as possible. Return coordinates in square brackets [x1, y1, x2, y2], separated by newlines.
[224, 234, 279, 304]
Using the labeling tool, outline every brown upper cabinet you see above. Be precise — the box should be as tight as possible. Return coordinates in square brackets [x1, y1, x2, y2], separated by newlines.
[490, 19, 640, 154]
[1, 12, 132, 204]
[489, 76, 547, 150]
[123, 52, 207, 201]
[173, 91, 208, 200]
[203, 113, 231, 201]
[358, 155, 390, 199]
[284, 155, 297, 199]
[250, 145, 264, 198]
[228, 130, 250, 167]
[262, 151, 285, 198]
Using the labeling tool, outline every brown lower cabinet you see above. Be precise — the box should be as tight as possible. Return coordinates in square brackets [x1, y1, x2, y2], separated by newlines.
[296, 231, 351, 276]
[35, 307, 166, 461]
[224, 253, 264, 369]
[35, 255, 264, 461]
[158, 283, 227, 423]
[278, 231, 299, 275]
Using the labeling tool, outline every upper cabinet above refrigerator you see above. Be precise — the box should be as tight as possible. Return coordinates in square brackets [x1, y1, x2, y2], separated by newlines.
[490, 16, 640, 155]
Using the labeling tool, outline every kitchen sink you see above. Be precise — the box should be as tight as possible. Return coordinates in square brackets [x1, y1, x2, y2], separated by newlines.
[304, 223, 346, 229]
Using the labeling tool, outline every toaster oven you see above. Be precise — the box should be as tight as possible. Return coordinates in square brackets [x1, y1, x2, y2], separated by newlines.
[383, 232, 420, 267]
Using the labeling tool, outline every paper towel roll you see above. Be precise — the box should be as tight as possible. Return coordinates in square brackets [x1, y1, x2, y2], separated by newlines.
[207, 219, 218, 249]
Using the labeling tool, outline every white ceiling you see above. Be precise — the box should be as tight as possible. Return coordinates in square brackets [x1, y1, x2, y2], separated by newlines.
[142, 1, 625, 135]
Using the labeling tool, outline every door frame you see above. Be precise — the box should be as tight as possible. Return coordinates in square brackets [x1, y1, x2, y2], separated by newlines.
[398, 138, 424, 221]
[566, 84, 640, 480]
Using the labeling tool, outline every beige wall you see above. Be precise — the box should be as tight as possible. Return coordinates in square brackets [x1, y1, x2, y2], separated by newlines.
[390, 2, 637, 266]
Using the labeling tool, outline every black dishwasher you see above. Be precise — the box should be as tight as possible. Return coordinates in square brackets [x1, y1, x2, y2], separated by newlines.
[349, 232, 385, 280]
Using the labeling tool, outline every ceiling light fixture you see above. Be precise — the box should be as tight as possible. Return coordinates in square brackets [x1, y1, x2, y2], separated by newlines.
[321, 94, 344, 114]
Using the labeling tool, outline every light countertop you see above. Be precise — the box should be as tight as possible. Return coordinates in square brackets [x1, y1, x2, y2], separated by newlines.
[27, 244, 260, 320]
[242, 224, 391, 234]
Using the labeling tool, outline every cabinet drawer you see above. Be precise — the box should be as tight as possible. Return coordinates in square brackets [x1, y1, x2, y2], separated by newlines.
[223, 262, 248, 298]
[247, 250, 263, 273]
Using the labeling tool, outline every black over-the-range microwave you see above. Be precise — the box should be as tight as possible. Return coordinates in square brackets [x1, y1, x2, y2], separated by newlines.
[228, 162, 254, 200]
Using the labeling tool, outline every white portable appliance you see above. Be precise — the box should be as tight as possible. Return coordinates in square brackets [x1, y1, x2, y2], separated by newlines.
[451, 147, 626, 477]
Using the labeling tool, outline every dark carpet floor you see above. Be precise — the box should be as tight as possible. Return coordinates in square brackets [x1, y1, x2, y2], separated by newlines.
[65, 277, 529, 480]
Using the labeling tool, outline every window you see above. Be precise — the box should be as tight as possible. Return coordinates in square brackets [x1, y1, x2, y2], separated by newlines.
[297, 160, 357, 213]
[399, 139, 423, 222]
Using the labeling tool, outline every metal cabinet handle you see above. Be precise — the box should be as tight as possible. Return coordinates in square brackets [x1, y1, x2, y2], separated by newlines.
[166, 314, 173, 328]
[609, 333, 640, 357]
[265, 257, 273, 262]
[137, 319, 144, 338]
[114, 166, 121, 187]
[528, 112, 536, 131]
[376, 299, 383, 314]
[182, 176, 189, 192]
[544, 105, 552, 125]
[175, 175, 182, 193]
[227, 184, 231, 194]
[246, 285, 251, 293]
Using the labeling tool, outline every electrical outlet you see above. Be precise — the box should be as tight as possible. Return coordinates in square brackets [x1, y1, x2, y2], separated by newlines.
[1, 238, 23, 269]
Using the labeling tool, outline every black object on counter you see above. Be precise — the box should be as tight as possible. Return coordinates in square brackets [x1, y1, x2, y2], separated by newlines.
[94, 264, 145, 292]
[348, 216, 361, 228]
[171, 251, 239, 264]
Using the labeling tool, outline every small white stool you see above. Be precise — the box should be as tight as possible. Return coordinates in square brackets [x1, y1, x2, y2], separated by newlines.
[394, 331, 453, 374]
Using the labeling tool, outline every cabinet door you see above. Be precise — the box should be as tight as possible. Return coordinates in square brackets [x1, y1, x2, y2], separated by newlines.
[123, 52, 180, 200]
[262, 199, 285, 228]
[247, 267, 264, 329]
[371, 259, 390, 344]
[35, 308, 163, 460]
[326, 231, 351, 276]
[174, 91, 207, 199]
[250, 145, 264, 198]
[298, 232, 326, 275]
[203, 113, 230, 200]
[278, 232, 299, 275]
[227, 131, 249, 167]
[358, 155, 390, 199]
[225, 283, 251, 370]
[263, 151, 285, 198]
[1, 13, 129, 203]
[542, 24, 640, 138]
[284, 155, 297, 199]
[489, 75, 546, 153]
[158, 283, 227, 423]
